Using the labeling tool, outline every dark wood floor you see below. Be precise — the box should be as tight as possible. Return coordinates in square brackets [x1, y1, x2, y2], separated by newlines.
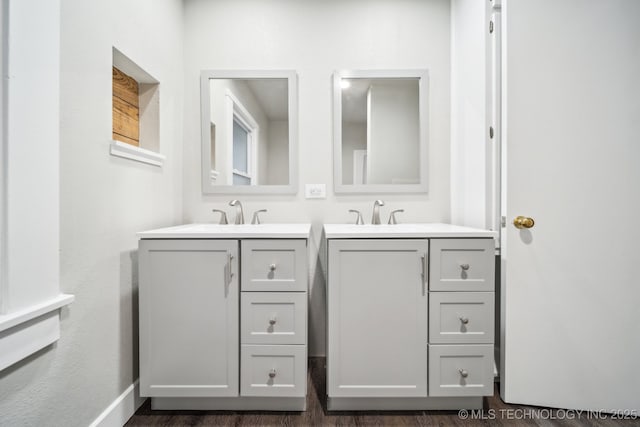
[127, 358, 640, 426]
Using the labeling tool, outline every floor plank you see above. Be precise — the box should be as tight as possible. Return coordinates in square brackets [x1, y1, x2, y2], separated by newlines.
[126, 358, 640, 426]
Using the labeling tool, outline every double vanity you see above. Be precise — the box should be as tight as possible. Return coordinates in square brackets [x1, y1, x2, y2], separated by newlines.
[138, 48, 494, 413]
[137, 221, 496, 411]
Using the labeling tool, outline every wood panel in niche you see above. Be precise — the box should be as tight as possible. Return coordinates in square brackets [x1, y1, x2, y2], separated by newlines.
[112, 66, 140, 146]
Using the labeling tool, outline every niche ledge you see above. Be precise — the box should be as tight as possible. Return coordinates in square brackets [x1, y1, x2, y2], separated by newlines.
[110, 140, 165, 167]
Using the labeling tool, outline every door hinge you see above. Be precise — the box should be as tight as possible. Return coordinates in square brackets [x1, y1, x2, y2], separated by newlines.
[489, 21, 494, 34]
[489, 126, 494, 139]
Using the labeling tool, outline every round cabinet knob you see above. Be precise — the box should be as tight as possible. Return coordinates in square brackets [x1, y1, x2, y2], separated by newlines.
[459, 317, 469, 325]
[269, 264, 277, 271]
[513, 216, 535, 229]
[269, 369, 277, 378]
[459, 369, 469, 378]
[460, 263, 470, 271]
[269, 316, 277, 325]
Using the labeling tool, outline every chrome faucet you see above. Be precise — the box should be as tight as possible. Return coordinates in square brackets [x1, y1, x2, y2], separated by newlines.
[229, 200, 245, 224]
[371, 200, 385, 225]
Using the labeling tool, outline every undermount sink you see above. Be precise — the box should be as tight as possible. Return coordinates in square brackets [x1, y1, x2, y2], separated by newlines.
[137, 223, 311, 239]
[323, 223, 497, 239]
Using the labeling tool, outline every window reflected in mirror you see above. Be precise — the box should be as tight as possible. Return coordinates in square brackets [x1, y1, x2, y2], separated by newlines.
[201, 71, 297, 194]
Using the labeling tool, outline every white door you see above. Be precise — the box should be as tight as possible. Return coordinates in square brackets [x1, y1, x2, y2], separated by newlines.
[139, 239, 239, 397]
[327, 239, 429, 397]
[501, 0, 640, 411]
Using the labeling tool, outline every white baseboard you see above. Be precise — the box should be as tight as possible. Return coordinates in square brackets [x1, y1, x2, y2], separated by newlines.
[89, 379, 146, 427]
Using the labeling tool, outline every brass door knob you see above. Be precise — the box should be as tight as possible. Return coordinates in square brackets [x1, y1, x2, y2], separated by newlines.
[513, 216, 535, 229]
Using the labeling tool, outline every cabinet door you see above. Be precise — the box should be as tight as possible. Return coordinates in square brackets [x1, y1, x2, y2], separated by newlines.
[327, 239, 429, 397]
[139, 239, 239, 397]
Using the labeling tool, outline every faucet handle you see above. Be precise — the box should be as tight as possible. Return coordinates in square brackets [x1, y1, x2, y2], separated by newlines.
[348, 209, 364, 225]
[251, 209, 267, 225]
[212, 209, 228, 225]
[388, 209, 405, 225]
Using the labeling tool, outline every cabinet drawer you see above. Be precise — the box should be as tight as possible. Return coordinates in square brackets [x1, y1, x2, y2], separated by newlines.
[240, 345, 307, 397]
[428, 344, 493, 397]
[429, 292, 494, 344]
[241, 292, 307, 345]
[241, 240, 307, 292]
[429, 239, 495, 291]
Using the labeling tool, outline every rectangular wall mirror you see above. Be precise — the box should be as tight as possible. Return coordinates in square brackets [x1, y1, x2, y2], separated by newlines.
[333, 69, 429, 194]
[200, 70, 298, 194]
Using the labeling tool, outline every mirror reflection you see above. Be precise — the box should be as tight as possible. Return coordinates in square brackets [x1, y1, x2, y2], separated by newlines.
[201, 71, 297, 194]
[334, 70, 428, 193]
[342, 78, 419, 185]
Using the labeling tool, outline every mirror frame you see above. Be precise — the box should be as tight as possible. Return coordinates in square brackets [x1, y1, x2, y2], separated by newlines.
[333, 69, 429, 194]
[200, 70, 298, 194]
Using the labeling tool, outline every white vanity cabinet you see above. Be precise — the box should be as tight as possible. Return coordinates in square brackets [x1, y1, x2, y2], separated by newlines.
[327, 239, 429, 397]
[139, 239, 239, 397]
[137, 224, 310, 411]
[324, 224, 496, 411]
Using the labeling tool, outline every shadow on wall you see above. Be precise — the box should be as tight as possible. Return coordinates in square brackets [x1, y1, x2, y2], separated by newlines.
[120, 250, 139, 390]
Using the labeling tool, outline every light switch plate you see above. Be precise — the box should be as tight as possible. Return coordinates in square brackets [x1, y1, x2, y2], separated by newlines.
[305, 184, 326, 199]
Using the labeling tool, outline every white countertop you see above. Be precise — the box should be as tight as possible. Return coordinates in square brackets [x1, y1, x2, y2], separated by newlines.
[138, 223, 312, 239]
[323, 223, 497, 239]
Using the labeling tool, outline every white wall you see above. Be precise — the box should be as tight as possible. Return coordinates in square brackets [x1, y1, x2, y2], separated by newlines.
[0, 1, 184, 426]
[183, 0, 451, 356]
[450, 0, 487, 229]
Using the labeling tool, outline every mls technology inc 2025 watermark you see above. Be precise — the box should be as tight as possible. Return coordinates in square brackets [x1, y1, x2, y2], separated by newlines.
[457, 408, 638, 421]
